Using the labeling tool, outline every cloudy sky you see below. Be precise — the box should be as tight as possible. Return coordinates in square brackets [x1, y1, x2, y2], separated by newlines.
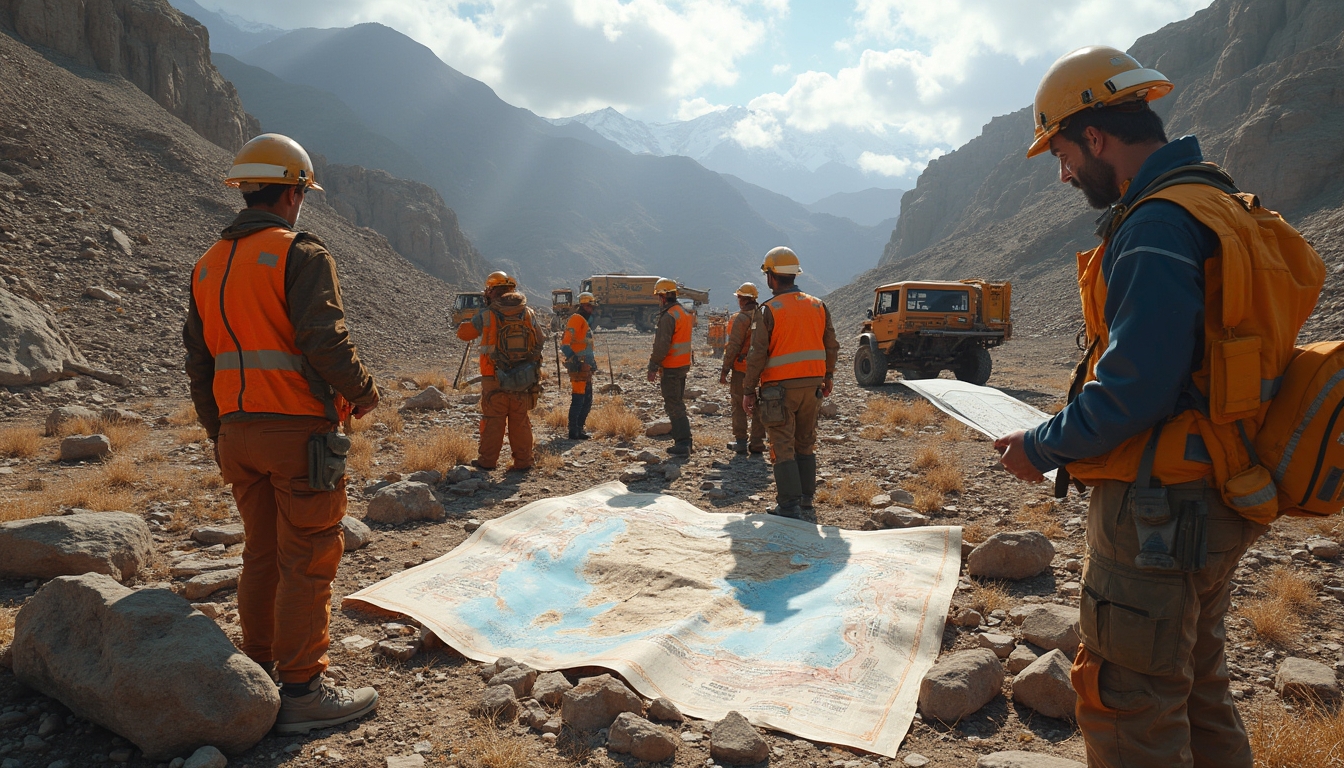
[202, 0, 1212, 150]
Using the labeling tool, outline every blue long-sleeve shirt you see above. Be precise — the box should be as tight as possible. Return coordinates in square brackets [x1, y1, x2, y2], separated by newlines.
[1023, 136, 1220, 472]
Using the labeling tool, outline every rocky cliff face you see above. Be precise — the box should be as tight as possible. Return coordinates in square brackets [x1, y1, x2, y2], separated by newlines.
[0, 0, 258, 151]
[313, 158, 492, 290]
[849, 0, 1344, 339]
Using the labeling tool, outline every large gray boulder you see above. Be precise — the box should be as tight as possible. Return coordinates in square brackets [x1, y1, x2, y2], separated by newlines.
[1021, 604, 1081, 658]
[10, 574, 279, 759]
[365, 481, 445, 524]
[1011, 649, 1077, 719]
[0, 512, 151, 582]
[45, 405, 97, 436]
[708, 710, 769, 765]
[0, 287, 88, 386]
[1275, 656, 1341, 703]
[967, 531, 1055, 580]
[918, 649, 1004, 723]
[608, 712, 678, 763]
[560, 673, 643, 731]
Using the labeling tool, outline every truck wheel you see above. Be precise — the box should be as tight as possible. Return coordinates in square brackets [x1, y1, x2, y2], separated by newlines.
[854, 345, 889, 387]
[954, 347, 993, 386]
[634, 309, 654, 333]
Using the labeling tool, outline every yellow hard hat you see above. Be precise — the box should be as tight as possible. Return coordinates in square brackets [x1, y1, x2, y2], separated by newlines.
[225, 133, 323, 191]
[577, 291, 596, 305]
[485, 271, 517, 290]
[1027, 46, 1173, 159]
[652, 278, 678, 295]
[734, 282, 759, 299]
[761, 246, 802, 275]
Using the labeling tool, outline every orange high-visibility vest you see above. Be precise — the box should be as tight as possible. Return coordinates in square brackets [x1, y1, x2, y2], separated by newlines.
[562, 312, 593, 360]
[192, 228, 326, 419]
[661, 304, 693, 368]
[761, 291, 827, 383]
[1065, 183, 1323, 492]
[730, 311, 751, 374]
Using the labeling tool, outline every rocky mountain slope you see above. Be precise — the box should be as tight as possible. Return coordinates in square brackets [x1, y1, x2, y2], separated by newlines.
[0, 8, 467, 410]
[806, 187, 904, 228]
[829, 0, 1344, 342]
[0, 0, 257, 152]
[224, 24, 797, 301]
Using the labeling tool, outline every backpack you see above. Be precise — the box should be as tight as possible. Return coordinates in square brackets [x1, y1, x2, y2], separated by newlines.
[1254, 341, 1344, 516]
[491, 308, 541, 393]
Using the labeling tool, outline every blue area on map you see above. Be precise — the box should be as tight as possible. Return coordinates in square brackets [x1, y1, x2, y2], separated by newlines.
[451, 514, 865, 670]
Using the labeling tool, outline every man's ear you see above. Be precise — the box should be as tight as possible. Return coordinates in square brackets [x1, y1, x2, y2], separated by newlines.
[1083, 125, 1106, 156]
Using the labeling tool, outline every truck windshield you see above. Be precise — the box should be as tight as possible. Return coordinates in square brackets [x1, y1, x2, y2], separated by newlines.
[456, 295, 482, 309]
[876, 291, 898, 314]
[581, 280, 593, 292]
[553, 292, 571, 306]
[906, 289, 969, 313]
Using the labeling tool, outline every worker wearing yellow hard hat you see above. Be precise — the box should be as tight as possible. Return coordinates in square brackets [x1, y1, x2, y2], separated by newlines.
[743, 248, 839, 518]
[719, 282, 764, 455]
[561, 292, 599, 440]
[996, 46, 1324, 767]
[647, 278, 695, 456]
[458, 270, 544, 472]
[185, 133, 380, 733]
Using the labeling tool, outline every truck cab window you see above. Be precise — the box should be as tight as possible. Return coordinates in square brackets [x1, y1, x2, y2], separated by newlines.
[877, 292, 897, 314]
[907, 290, 969, 313]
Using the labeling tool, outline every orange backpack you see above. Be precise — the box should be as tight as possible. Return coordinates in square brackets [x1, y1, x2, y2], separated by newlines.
[1255, 342, 1344, 517]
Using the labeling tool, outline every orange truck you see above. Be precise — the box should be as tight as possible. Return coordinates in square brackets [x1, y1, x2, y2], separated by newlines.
[854, 279, 1012, 387]
[706, 314, 730, 357]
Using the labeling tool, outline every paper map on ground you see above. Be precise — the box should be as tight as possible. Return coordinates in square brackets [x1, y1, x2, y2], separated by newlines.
[344, 482, 961, 757]
[900, 379, 1058, 481]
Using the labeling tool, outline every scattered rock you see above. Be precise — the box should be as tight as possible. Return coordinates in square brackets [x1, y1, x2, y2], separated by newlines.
[170, 557, 242, 578]
[684, 387, 705, 400]
[620, 465, 648, 483]
[182, 568, 240, 600]
[518, 698, 549, 729]
[401, 387, 451, 411]
[819, 400, 839, 418]
[60, 433, 112, 461]
[1275, 656, 1341, 703]
[889, 489, 916, 505]
[10, 574, 278, 759]
[977, 633, 1016, 658]
[340, 516, 373, 551]
[560, 673, 644, 731]
[648, 697, 683, 722]
[116, 274, 150, 292]
[608, 712, 678, 763]
[477, 657, 520, 681]
[182, 746, 227, 768]
[953, 608, 983, 627]
[918, 649, 1004, 723]
[1021, 604, 1081, 658]
[385, 756, 426, 768]
[1307, 538, 1341, 559]
[0, 288, 90, 386]
[659, 463, 681, 481]
[443, 465, 472, 484]
[100, 407, 144, 425]
[405, 470, 442, 485]
[489, 665, 538, 698]
[108, 227, 133, 256]
[875, 507, 929, 529]
[644, 419, 672, 437]
[0, 512, 152, 582]
[1012, 649, 1077, 719]
[190, 525, 245, 546]
[44, 405, 97, 436]
[533, 671, 573, 706]
[83, 286, 122, 303]
[967, 531, 1055, 580]
[977, 752, 1085, 768]
[375, 639, 420, 662]
[460, 394, 480, 406]
[869, 493, 892, 508]
[708, 710, 769, 765]
[365, 481, 445, 524]
[474, 685, 518, 721]
[1007, 644, 1041, 674]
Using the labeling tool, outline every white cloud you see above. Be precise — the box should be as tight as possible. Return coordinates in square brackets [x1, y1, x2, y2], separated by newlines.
[771, 62, 791, 76]
[729, 111, 783, 149]
[676, 97, 730, 120]
[857, 147, 946, 177]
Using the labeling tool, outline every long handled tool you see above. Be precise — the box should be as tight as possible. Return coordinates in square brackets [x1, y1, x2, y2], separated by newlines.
[554, 332, 563, 385]
[452, 338, 474, 390]
[598, 333, 623, 395]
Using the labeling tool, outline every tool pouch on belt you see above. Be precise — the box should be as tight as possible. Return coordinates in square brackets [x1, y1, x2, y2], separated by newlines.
[757, 384, 787, 426]
[569, 369, 592, 382]
[495, 360, 540, 393]
[308, 431, 351, 492]
[1131, 422, 1208, 572]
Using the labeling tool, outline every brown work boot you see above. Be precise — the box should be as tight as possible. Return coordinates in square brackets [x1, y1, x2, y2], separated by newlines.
[275, 676, 379, 734]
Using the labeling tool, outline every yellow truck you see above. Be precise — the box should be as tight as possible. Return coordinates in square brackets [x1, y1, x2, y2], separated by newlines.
[854, 279, 1012, 387]
[707, 313, 730, 357]
[551, 275, 711, 332]
[451, 292, 485, 326]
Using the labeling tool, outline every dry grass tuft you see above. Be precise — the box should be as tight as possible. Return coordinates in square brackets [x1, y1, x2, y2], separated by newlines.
[912, 485, 945, 514]
[912, 447, 944, 470]
[0, 426, 41, 458]
[175, 425, 209, 445]
[378, 408, 405, 434]
[589, 396, 642, 441]
[535, 447, 565, 474]
[464, 718, 533, 768]
[968, 580, 1013, 615]
[1247, 698, 1344, 767]
[347, 433, 375, 476]
[962, 521, 990, 544]
[861, 396, 941, 429]
[102, 422, 148, 453]
[941, 419, 973, 442]
[858, 425, 887, 441]
[815, 475, 882, 507]
[167, 402, 198, 426]
[924, 465, 965, 495]
[541, 407, 569, 432]
[56, 476, 137, 512]
[1241, 598, 1304, 647]
[408, 370, 450, 391]
[1263, 566, 1317, 612]
[402, 428, 475, 473]
[100, 457, 140, 488]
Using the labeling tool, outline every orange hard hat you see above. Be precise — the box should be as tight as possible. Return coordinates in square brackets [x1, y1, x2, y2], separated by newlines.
[485, 271, 517, 290]
[652, 278, 678, 295]
[1027, 46, 1172, 158]
[225, 133, 323, 191]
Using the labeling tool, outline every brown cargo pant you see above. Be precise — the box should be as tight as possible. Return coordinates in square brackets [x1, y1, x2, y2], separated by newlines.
[1073, 480, 1266, 768]
[217, 416, 346, 685]
[660, 365, 689, 421]
[729, 370, 765, 449]
[478, 377, 534, 469]
[762, 382, 821, 464]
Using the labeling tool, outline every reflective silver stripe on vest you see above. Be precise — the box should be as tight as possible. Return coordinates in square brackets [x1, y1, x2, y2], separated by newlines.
[1275, 368, 1344, 483]
[479, 344, 496, 355]
[763, 349, 826, 369]
[670, 341, 692, 354]
[215, 349, 303, 372]
[1229, 483, 1277, 509]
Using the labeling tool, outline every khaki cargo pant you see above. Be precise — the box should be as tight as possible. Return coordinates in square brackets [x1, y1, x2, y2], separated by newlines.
[729, 370, 765, 449]
[218, 417, 345, 685]
[762, 382, 821, 464]
[660, 365, 689, 421]
[478, 377, 535, 469]
[1073, 480, 1266, 768]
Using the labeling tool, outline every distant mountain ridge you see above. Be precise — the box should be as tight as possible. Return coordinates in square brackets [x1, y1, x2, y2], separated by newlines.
[167, 0, 286, 55]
